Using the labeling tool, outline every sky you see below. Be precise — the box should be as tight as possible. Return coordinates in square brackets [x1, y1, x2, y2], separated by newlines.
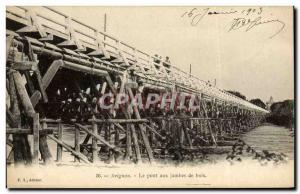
[35, 6, 294, 102]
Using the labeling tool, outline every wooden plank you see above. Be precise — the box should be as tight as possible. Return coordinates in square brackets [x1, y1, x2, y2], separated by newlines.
[48, 135, 90, 164]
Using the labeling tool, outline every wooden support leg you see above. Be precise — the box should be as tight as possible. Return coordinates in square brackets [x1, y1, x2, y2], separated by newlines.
[8, 72, 24, 165]
[24, 71, 35, 96]
[56, 121, 63, 162]
[114, 126, 120, 162]
[92, 121, 98, 163]
[127, 87, 154, 163]
[74, 125, 80, 162]
[183, 127, 193, 148]
[40, 121, 52, 164]
[201, 101, 217, 146]
[39, 134, 52, 164]
[179, 127, 184, 147]
[108, 124, 113, 162]
[35, 69, 48, 103]
[130, 124, 142, 164]
[32, 113, 39, 165]
[105, 75, 142, 163]
[13, 71, 35, 116]
[21, 135, 32, 165]
[125, 123, 132, 160]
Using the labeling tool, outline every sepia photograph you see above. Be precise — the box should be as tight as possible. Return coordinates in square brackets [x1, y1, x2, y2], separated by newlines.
[5, 5, 294, 188]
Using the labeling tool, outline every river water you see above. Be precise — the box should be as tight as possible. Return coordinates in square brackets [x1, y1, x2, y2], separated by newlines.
[43, 123, 294, 163]
[241, 124, 294, 160]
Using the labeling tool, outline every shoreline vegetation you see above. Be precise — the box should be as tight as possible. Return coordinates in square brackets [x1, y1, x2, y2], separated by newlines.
[266, 100, 294, 135]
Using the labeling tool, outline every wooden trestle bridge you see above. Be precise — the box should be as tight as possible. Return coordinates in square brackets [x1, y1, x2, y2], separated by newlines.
[6, 6, 269, 165]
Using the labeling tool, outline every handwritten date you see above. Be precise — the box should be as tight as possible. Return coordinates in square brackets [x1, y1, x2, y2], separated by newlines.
[181, 7, 285, 38]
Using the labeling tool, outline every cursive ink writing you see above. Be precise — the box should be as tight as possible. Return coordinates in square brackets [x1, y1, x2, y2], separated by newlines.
[181, 7, 285, 38]
[228, 16, 285, 38]
[208, 10, 237, 15]
[181, 7, 264, 27]
[181, 8, 210, 26]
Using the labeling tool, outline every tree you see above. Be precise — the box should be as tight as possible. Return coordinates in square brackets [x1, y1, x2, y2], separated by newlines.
[249, 98, 266, 109]
[226, 90, 246, 100]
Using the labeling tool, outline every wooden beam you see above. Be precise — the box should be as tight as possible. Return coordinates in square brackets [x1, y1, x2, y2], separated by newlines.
[42, 60, 63, 89]
[48, 135, 90, 164]
[75, 123, 122, 154]
[145, 124, 165, 140]
[88, 118, 148, 124]
[30, 90, 41, 107]
[13, 71, 35, 116]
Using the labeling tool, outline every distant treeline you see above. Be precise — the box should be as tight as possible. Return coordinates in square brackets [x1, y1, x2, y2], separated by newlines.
[226, 90, 247, 100]
[266, 100, 294, 129]
[225, 90, 294, 129]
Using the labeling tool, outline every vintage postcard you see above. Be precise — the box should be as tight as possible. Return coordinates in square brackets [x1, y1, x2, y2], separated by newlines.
[6, 6, 294, 188]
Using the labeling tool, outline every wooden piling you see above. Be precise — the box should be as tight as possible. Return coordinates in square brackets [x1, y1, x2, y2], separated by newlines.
[127, 87, 154, 163]
[130, 124, 142, 163]
[32, 113, 39, 165]
[125, 123, 132, 160]
[40, 121, 52, 164]
[74, 125, 80, 162]
[56, 121, 63, 162]
[92, 120, 98, 163]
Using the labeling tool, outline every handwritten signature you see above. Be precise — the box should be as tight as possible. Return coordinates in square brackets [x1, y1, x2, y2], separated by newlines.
[228, 17, 285, 38]
[181, 7, 285, 39]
